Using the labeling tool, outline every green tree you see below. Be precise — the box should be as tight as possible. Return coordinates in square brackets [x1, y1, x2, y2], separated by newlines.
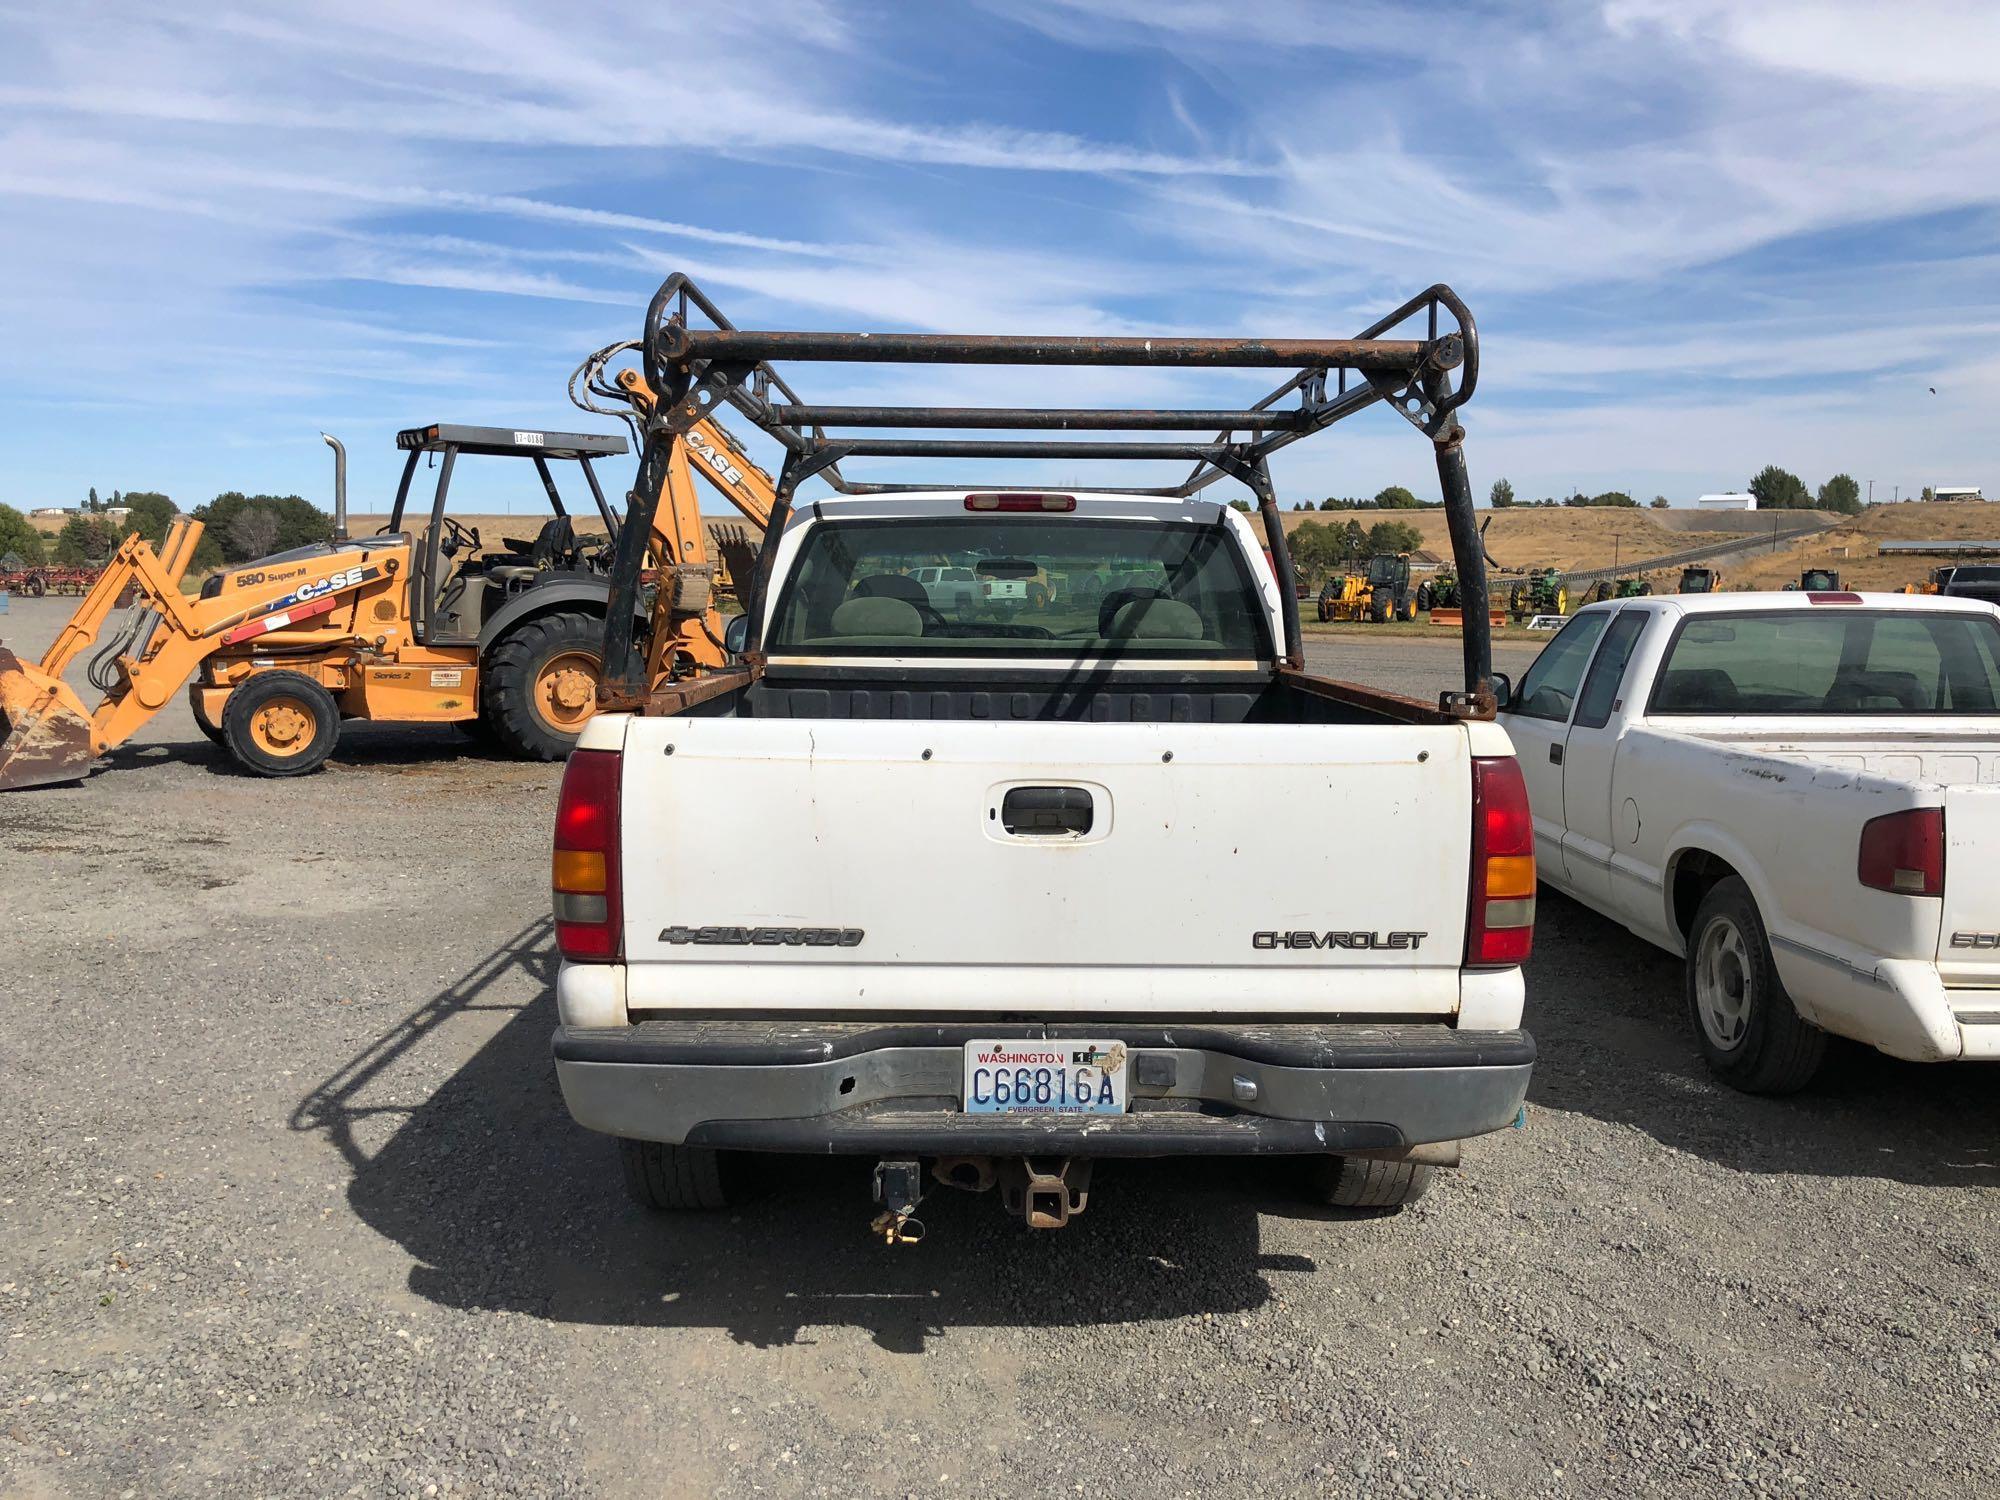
[53, 515, 121, 565]
[1590, 491, 1638, 508]
[1650, 494, 1669, 508]
[1341, 519, 1367, 563]
[1288, 520, 1337, 582]
[1816, 473, 1862, 515]
[0, 503, 47, 566]
[1227, 498, 1252, 513]
[1749, 465, 1811, 510]
[1489, 478, 1515, 509]
[118, 492, 176, 547]
[86, 486, 100, 513]
[193, 492, 332, 563]
[1365, 519, 1423, 556]
[1374, 485, 1420, 509]
[1318, 497, 1341, 511]
[1920, 486, 1936, 502]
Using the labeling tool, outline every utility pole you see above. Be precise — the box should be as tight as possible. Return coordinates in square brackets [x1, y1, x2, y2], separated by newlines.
[1893, 485, 1900, 503]
[1612, 533, 1622, 574]
[1867, 479, 1874, 505]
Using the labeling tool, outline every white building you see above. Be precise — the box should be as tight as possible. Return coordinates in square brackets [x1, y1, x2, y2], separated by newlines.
[1932, 486, 1986, 502]
[1695, 492, 1757, 511]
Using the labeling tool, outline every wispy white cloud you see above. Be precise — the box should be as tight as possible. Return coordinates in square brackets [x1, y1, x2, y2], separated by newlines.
[0, 0, 1995, 509]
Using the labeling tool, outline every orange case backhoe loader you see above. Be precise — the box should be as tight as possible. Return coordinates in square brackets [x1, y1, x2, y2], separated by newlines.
[0, 403, 777, 790]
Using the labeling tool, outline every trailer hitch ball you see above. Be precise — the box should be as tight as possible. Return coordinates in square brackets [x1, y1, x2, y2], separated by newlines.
[869, 1159, 926, 1246]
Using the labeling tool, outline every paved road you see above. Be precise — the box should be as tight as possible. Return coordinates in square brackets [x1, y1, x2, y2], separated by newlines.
[3, 596, 1995, 1500]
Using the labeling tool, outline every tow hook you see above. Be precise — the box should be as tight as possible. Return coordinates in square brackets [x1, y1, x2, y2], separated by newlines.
[1000, 1157, 1093, 1230]
[869, 1159, 926, 1245]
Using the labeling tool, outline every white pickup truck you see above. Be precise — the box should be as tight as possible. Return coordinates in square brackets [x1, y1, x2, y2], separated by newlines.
[548, 490, 1536, 1229]
[1498, 590, 2000, 1092]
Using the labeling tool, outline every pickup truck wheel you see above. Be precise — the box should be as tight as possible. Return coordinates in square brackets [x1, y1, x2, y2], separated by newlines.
[618, 1138, 731, 1211]
[1685, 877, 1827, 1094]
[1308, 1155, 1436, 1211]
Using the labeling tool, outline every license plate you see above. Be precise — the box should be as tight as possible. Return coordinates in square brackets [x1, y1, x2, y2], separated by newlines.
[962, 1039, 1128, 1115]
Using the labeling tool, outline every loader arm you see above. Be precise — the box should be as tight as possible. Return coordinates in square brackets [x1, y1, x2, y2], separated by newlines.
[0, 519, 392, 790]
[613, 368, 776, 680]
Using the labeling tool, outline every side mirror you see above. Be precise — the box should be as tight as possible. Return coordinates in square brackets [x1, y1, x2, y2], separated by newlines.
[723, 613, 751, 656]
[1490, 671, 1513, 711]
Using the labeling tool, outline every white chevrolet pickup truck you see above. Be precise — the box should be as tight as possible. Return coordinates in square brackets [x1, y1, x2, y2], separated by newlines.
[1498, 590, 2000, 1093]
[548, 490, 1536, 1229]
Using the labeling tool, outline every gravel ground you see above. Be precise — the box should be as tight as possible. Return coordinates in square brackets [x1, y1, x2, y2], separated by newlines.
[2, 595, 1996, 1499]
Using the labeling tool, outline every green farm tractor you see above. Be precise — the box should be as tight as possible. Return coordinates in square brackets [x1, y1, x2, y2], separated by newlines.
[1507, 567, 1569, 620]
[1585, 575, 1653, 605]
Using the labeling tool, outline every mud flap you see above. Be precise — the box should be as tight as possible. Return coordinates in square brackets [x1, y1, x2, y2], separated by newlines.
[0, 647, 97, 790]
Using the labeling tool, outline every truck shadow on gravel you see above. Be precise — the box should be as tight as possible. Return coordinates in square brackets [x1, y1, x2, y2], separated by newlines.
[1526, 889, 1999, 1187]
[293, 920, 1332, 1351]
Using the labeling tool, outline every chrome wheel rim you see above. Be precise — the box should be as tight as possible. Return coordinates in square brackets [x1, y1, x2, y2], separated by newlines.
[1695, 916, 1753, 1050]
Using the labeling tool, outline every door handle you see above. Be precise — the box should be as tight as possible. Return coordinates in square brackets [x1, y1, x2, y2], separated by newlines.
[1000, 785, 1094, 836]
[1549, 743, 1564, 766]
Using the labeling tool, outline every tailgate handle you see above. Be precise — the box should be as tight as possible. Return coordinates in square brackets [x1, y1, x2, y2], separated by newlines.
[1549, 743, 1564, 766]
[1001, 785, 1094, 837]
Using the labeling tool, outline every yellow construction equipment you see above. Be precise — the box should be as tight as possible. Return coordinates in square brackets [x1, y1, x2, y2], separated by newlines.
[1313, 554, 1417, 623]
[0, 410, 778, 790]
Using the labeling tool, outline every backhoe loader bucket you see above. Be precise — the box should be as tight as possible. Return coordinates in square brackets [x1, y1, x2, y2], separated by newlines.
[0, 647, 97, 790]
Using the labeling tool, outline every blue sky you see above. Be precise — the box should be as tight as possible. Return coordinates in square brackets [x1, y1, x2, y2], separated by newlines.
[1, 0, 1995, 516]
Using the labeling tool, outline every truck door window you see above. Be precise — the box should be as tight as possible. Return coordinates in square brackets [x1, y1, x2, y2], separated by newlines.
[1572, 610, 1649, 729]
[1511, 612, 1611, 722]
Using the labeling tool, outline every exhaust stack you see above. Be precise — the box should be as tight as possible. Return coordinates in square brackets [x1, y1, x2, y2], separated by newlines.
[321, 433, 347, 542]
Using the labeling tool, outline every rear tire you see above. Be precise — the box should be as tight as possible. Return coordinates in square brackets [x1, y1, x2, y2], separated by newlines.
[1307, 1155, 1436, 1211]
[482, 611, 604, 761]
[1684, 877, 1827, 1094]
[190, 693, 227, 747]
[220, 670, 338, 777]
[1368, 591, 1392, 624]
[1416, 582, 1433, 612]
[619, 1139, 732, 1210]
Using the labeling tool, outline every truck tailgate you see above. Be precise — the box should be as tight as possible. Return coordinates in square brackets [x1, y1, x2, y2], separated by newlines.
[617, 717, 1473, 1014]
[1940, 783, 2000, 984]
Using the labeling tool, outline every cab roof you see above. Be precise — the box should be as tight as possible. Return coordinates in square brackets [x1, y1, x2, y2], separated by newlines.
[394, 424, 628, 459]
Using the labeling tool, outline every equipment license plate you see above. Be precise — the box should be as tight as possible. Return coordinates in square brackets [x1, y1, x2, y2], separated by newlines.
[962, 1039, 1128, 1115]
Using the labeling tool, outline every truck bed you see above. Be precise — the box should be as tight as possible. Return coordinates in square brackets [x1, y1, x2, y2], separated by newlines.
[1657, 726, 2000, 787]
[675, 663, 1449, 728]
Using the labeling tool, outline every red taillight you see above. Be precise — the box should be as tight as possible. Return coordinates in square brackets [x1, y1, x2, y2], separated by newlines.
[1467, 755, 1536, 968]
[965, 493, 1075, 512]
[553, 749, 622, 961]
[1806, 592, 1863, 604]
[1858, 807, 1944, 896]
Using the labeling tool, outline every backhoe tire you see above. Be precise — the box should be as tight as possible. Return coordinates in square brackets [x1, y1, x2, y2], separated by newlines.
[1307, 1155, 1436, 1212]
[619, 1139, 732, 1211]
[482, 611, 604, 762]
[190, 694, 227, 747]
[1684, 877, 1827, 1095]
[1397, 594, 1417, 622]
[221, 670, 339, 778]
[1369, 591, 1392, 624]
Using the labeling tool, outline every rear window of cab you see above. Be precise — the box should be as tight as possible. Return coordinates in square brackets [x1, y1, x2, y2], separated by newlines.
[1649, 609, 2000, 715]
[767, 517, 1272, 659]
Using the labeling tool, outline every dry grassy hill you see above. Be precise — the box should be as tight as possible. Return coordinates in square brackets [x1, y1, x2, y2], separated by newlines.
[1724, 502, 2000, 591]
[1278, 506, 1747, 574]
